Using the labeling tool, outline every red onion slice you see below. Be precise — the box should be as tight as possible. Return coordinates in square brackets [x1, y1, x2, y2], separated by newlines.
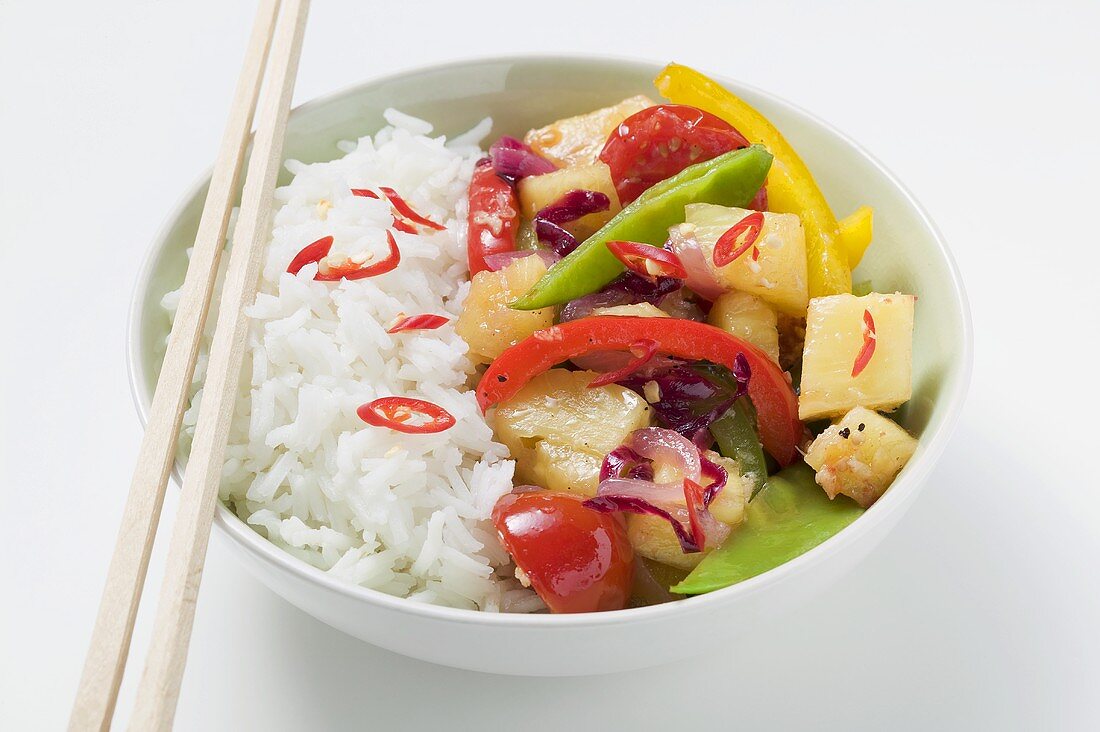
[599, 446, 655, 483]
[629, 427, 701, 484]
[584, 428, 731, 553]
[668, 225, 725, 301]
[489, 136, 556, 180]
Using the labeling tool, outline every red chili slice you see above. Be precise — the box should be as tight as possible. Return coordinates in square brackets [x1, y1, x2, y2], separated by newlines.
[851, 309, 877, 377]
[606, 241, 688, 281]
[683, 478, 708, 551]
[351, 187, 442, 234]
[386, 314, 450, 334]
[315, 230, 401, 281]
[712, 211, 765, 267]
[587, 339, 660, 388]
[390, 216, 418, 235]
[287, 236, 333, 275]
[379, 187, 445, 231]
[357, 396, 456, 434]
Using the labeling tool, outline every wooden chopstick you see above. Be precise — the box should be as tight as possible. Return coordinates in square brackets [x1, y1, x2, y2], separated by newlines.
[69, 1, 282, 729]
[127, 0, 311, 728]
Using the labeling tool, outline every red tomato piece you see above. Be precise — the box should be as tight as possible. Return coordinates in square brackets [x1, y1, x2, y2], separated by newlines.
[466, 160, 520, 276]
[599, 104, 751, 205]
[492, 491, 635, 613]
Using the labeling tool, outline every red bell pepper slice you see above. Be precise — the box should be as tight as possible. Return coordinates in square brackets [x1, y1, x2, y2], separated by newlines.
[476, 316, 803, 465]
[466, 159, 520, 276]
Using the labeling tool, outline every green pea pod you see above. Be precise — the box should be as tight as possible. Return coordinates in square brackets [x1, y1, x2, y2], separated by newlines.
[670, 463, 863, 595]
[511, 145, 773, 310]
[710, 399, 768, 499]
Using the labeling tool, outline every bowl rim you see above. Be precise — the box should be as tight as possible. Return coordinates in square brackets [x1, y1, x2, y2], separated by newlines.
[127, 52, 973, 628]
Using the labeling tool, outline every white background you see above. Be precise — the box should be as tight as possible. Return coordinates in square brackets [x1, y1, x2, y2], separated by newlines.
[3, 0, 1099, 729]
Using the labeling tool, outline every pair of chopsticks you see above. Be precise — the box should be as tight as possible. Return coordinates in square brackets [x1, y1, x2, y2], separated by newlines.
[69, 1, 310, 728]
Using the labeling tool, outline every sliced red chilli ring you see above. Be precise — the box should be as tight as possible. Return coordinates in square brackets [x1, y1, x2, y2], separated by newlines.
[379, 186, 445, 231]
[386, 314, 450, 334]
[390, 216, 419, 235]
[851, 309, 877, 377]
[351, 187, 441, 234]
[606, 241, 688, 281]
[357, 396, 456, 434]
[315, 230, 401, 281]
[287, 236, 334, 275]
[712, 211, 765, 267]
[587, 339, 660, 388]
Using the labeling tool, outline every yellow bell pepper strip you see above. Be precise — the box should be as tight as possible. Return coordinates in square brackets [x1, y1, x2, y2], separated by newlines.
[837, 205, 873, 269]
[654, 63, 852, 297]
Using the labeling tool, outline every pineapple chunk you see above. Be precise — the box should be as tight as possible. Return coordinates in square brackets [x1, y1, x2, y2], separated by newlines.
[531, 441, 602, 496]
[524, 95, 654, 168]
[685, 203, 810, 316]
[492, 369, 652, 495]
[651, 451, 750, 527]
[517, 162, 621, 240]
[593, 302, 669, 318]
[630, 452, 750, 570]
[455, 256, 554, 365]
[707, 291, 780, 364]
[628, 515, 704, 571]
[798, 292, 915, 421]
[804, 407, 918, 507]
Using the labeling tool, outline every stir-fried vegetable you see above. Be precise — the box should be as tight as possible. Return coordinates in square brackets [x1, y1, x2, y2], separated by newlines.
[670, 463, 863, 594]
[709, 398, 768, 499]
[511, 146, 773, 310]
[599, 104, 751, 205]
[466, 159, 521, 276]
[448, 68, 923, 610]
[476, 316, 803, 466]
[655, 62, 853, 298]
[492, 490, 635, 613]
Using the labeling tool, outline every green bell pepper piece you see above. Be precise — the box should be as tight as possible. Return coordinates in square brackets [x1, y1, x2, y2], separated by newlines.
[670, 463, 863, 595]
[511, 145, 773, 310]
[710, 398, 768, 499]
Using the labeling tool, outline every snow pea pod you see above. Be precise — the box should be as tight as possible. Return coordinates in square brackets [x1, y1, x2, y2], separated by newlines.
[710, 398, 768, 499]
[670, 463, 863, 595]
[511, 145, 773, 310]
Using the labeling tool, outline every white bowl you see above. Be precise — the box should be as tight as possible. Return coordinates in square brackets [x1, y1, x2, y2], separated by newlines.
[129, 56, 972, 676]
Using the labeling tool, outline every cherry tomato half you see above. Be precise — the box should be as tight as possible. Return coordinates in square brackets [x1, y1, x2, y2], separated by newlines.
[599, 104, 751, 205]
[491, 491, 635, 613]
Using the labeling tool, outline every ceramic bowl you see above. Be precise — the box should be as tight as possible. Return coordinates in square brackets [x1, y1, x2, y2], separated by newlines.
[129, 55, 972, 676]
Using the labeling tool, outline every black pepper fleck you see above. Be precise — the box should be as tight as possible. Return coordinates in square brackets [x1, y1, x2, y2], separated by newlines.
[497, 375, 508, 383]
[838, 427, 851, 439]
[857, 423, 866, 432]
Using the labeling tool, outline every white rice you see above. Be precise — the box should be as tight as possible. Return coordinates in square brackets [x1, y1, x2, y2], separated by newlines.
[163, 109, 543, 612]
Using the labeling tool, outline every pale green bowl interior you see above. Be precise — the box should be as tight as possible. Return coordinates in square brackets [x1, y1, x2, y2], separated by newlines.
[136, 56, 966, 492]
